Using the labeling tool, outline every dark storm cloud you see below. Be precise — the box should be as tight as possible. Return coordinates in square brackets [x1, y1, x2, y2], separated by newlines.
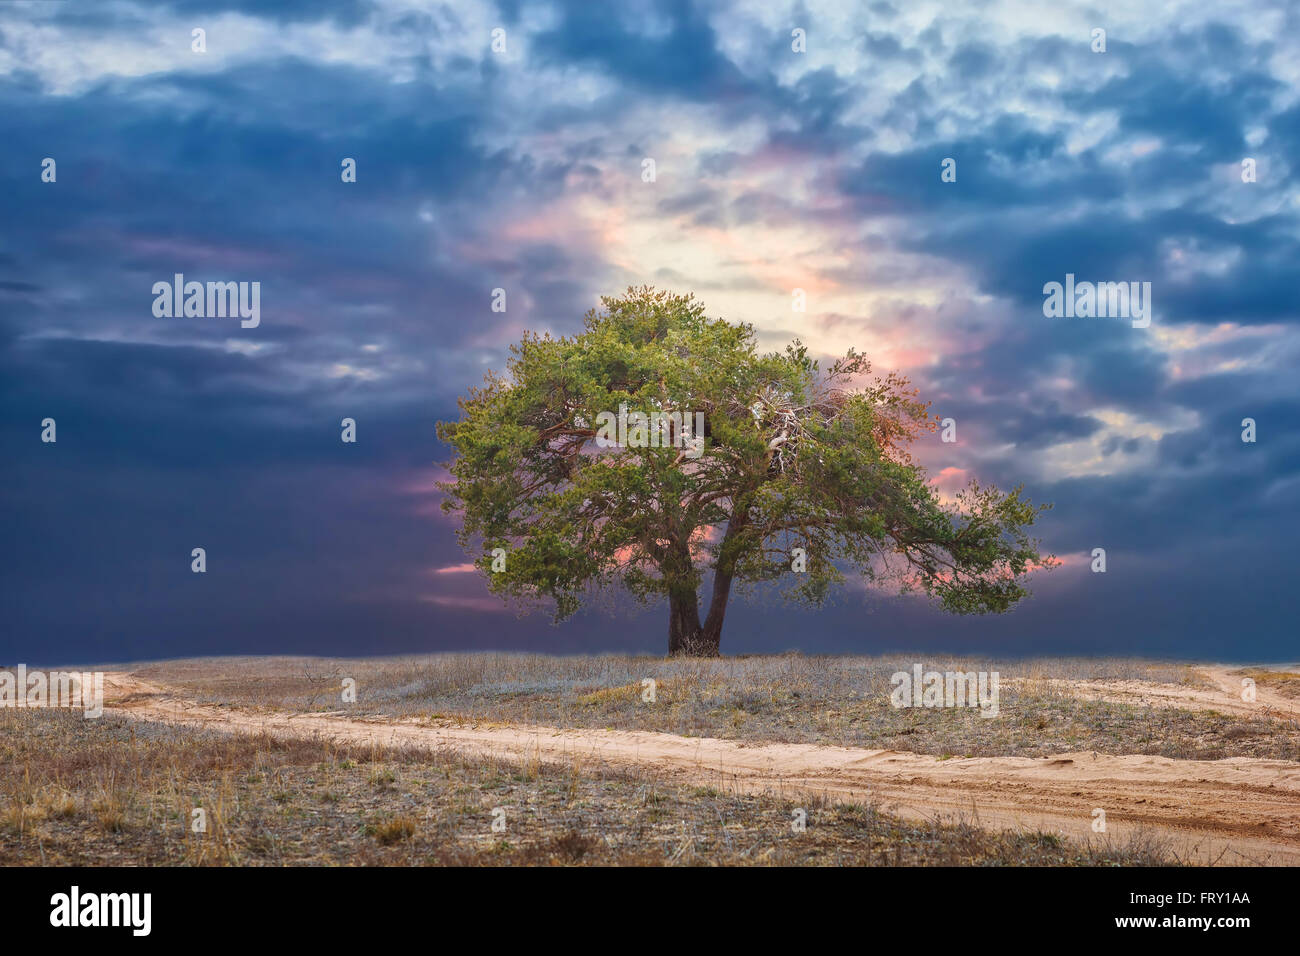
[532, 0, 756, 100]
[1079, 36, 1281, 161]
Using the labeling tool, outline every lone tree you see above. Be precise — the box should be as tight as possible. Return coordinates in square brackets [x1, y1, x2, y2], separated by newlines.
[437, 287, 1054, 656]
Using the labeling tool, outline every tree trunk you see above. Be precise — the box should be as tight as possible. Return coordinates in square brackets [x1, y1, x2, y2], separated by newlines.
[666, 572, 729, 657]
[667, 587, 714, 656]
[700, 567, 734, 651]
[665, 511, 746, 657]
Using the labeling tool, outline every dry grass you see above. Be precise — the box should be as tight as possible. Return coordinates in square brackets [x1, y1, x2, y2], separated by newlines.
[0, 709, 1176, 866]
[134, 654, 1300, 762]
[369, 815, 417, 846]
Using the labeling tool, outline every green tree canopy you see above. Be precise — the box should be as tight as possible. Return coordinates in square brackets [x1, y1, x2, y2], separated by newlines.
[437, 287, 1055, 656]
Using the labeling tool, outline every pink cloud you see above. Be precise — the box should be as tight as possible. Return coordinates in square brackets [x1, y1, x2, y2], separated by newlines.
[400, 466, 456, 519]
[930, 466, 969, 484]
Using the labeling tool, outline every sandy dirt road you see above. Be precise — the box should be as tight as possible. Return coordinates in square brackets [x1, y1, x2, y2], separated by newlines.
[103, 670, 1300, 866]
[1019, 665, 1300, 718]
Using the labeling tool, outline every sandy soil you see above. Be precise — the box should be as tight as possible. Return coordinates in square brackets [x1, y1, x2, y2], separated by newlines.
[102, 669, 1300, 866]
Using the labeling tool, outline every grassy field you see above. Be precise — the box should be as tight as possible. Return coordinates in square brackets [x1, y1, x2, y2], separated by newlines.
[0, 708, 1174, 866]
[133, 654, 1300, 762]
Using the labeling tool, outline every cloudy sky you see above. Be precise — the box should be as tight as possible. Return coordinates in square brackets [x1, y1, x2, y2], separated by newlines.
[2, 0, 1297, 664]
